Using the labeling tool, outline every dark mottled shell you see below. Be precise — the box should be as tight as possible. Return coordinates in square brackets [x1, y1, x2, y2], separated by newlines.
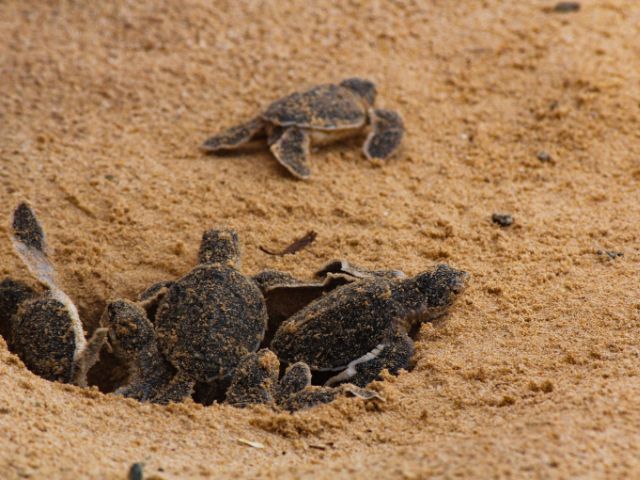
[271, 278, 403, 371]
[262, 84, 366, 131]
[12, 298, 76, 382]
[0, 278, 36, 345]
[155, 265, 267, 382]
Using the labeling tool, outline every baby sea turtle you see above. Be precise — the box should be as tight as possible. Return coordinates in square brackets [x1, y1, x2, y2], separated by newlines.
[226, 348, 381, 411]
[101, 299, 174, 402]
[103, 228, 268, 404]
[1, 203, 107, 384]
[253, 259, 406, 346]
[270, 264, 468, 388]
[201, 78, 404, 179]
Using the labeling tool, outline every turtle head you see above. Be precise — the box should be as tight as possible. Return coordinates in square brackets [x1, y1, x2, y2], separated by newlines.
[198, 228, 241, 268]
[340, 78, 377, 106]
[102, 299, 156, 357]
[402, 265, 468, 324]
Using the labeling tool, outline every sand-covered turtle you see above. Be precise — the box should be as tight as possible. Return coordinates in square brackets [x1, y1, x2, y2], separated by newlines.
[101, 299, 175, 402]
[103, 228, 268, 404]
[270, 264, 468, 388]
[226, 349, 381, 411]
[253, 259, 406, 346]
[0, 203, 106, 384]
[201, 78, 404, 179]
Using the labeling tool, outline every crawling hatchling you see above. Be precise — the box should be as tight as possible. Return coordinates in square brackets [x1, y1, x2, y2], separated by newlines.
[253, 259, 407, 345]
[103, 229, 268, 404]
[202, 78, 404, 179]
[269, 264, 468, 388]
[0, 203, 106, 384]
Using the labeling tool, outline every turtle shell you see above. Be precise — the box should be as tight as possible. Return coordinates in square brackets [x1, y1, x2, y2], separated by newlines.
[270, 278, 404, 371]
[262, 84, 367, 131]
[155, 264, 267, 382]
[12, 298, 77, 382]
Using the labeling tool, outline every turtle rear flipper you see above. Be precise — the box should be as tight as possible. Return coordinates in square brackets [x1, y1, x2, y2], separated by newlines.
[363, 109, 404, 160]
[270, 126, 312, 179]
[325, 330, 414, 388]
[115, 366, 175, 402]
[201, 117, 266, 152]
[72, 327, 108, 387]
[11, 202, 57, 291]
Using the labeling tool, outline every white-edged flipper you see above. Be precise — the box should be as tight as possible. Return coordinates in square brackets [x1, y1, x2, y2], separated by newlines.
[72, 327, 108, 386]
[363, 108, 404, 160]
[325, 343, 386, 386]
[11, 202, 87, 360]
[325, 330, 414, 388]
[270, 126, 312, 179]
[201, 117, 266, 152]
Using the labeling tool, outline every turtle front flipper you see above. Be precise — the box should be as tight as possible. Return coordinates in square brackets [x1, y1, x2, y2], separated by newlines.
[363, 109, 404, 160]
[201, 117, 266, 152]
[269, 126, 312, 179]
[11, 202, 57, 290]
[151, 370, 196, 405]
[325, 329, 414, 388]
[72, 327, 108, 387]
[275, 361, 312, 404]
[315, 259, 406, 281]
[226, 349, 279, 407]
[11, 203, 87, 372]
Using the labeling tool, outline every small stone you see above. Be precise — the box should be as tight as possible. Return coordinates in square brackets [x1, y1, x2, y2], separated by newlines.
[128, 463, 144, 480]
[536, 151, 552, 162]
[553, 2, 580, 13]
[491, 213, 513, 227]
[596, 250, 623, 260]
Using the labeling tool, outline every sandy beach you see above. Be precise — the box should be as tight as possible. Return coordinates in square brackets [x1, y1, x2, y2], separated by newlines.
[1, 1, 639, 478]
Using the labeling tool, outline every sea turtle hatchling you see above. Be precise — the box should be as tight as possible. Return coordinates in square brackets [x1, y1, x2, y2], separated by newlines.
[270, 264, 468, 388]
[201, 78, 404, 179]
[253, 259, 407, 346]
[103, 228, 268, 404]
[0, 203, 107, 385]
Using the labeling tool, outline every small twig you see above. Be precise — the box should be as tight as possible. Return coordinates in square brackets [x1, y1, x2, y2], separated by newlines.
[259, 230, 317, 256]
[237, 438, 265, 449]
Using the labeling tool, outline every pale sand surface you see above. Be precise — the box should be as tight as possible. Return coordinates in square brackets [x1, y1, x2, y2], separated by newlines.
[1, 1, 639, 478]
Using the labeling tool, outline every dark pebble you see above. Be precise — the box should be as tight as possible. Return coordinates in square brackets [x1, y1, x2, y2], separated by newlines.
[553, 2, 580, 13]
[537, 151, 552, 162]
[128, 463, 144, 480]
[492, 213, 514, 227]
[596, 250, 623, 260]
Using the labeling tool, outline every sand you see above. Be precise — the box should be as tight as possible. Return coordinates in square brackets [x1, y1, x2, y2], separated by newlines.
[1, 0, 639, 478]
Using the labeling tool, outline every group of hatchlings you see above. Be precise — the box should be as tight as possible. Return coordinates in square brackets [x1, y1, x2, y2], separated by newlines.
[0, 79, 468, 412]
